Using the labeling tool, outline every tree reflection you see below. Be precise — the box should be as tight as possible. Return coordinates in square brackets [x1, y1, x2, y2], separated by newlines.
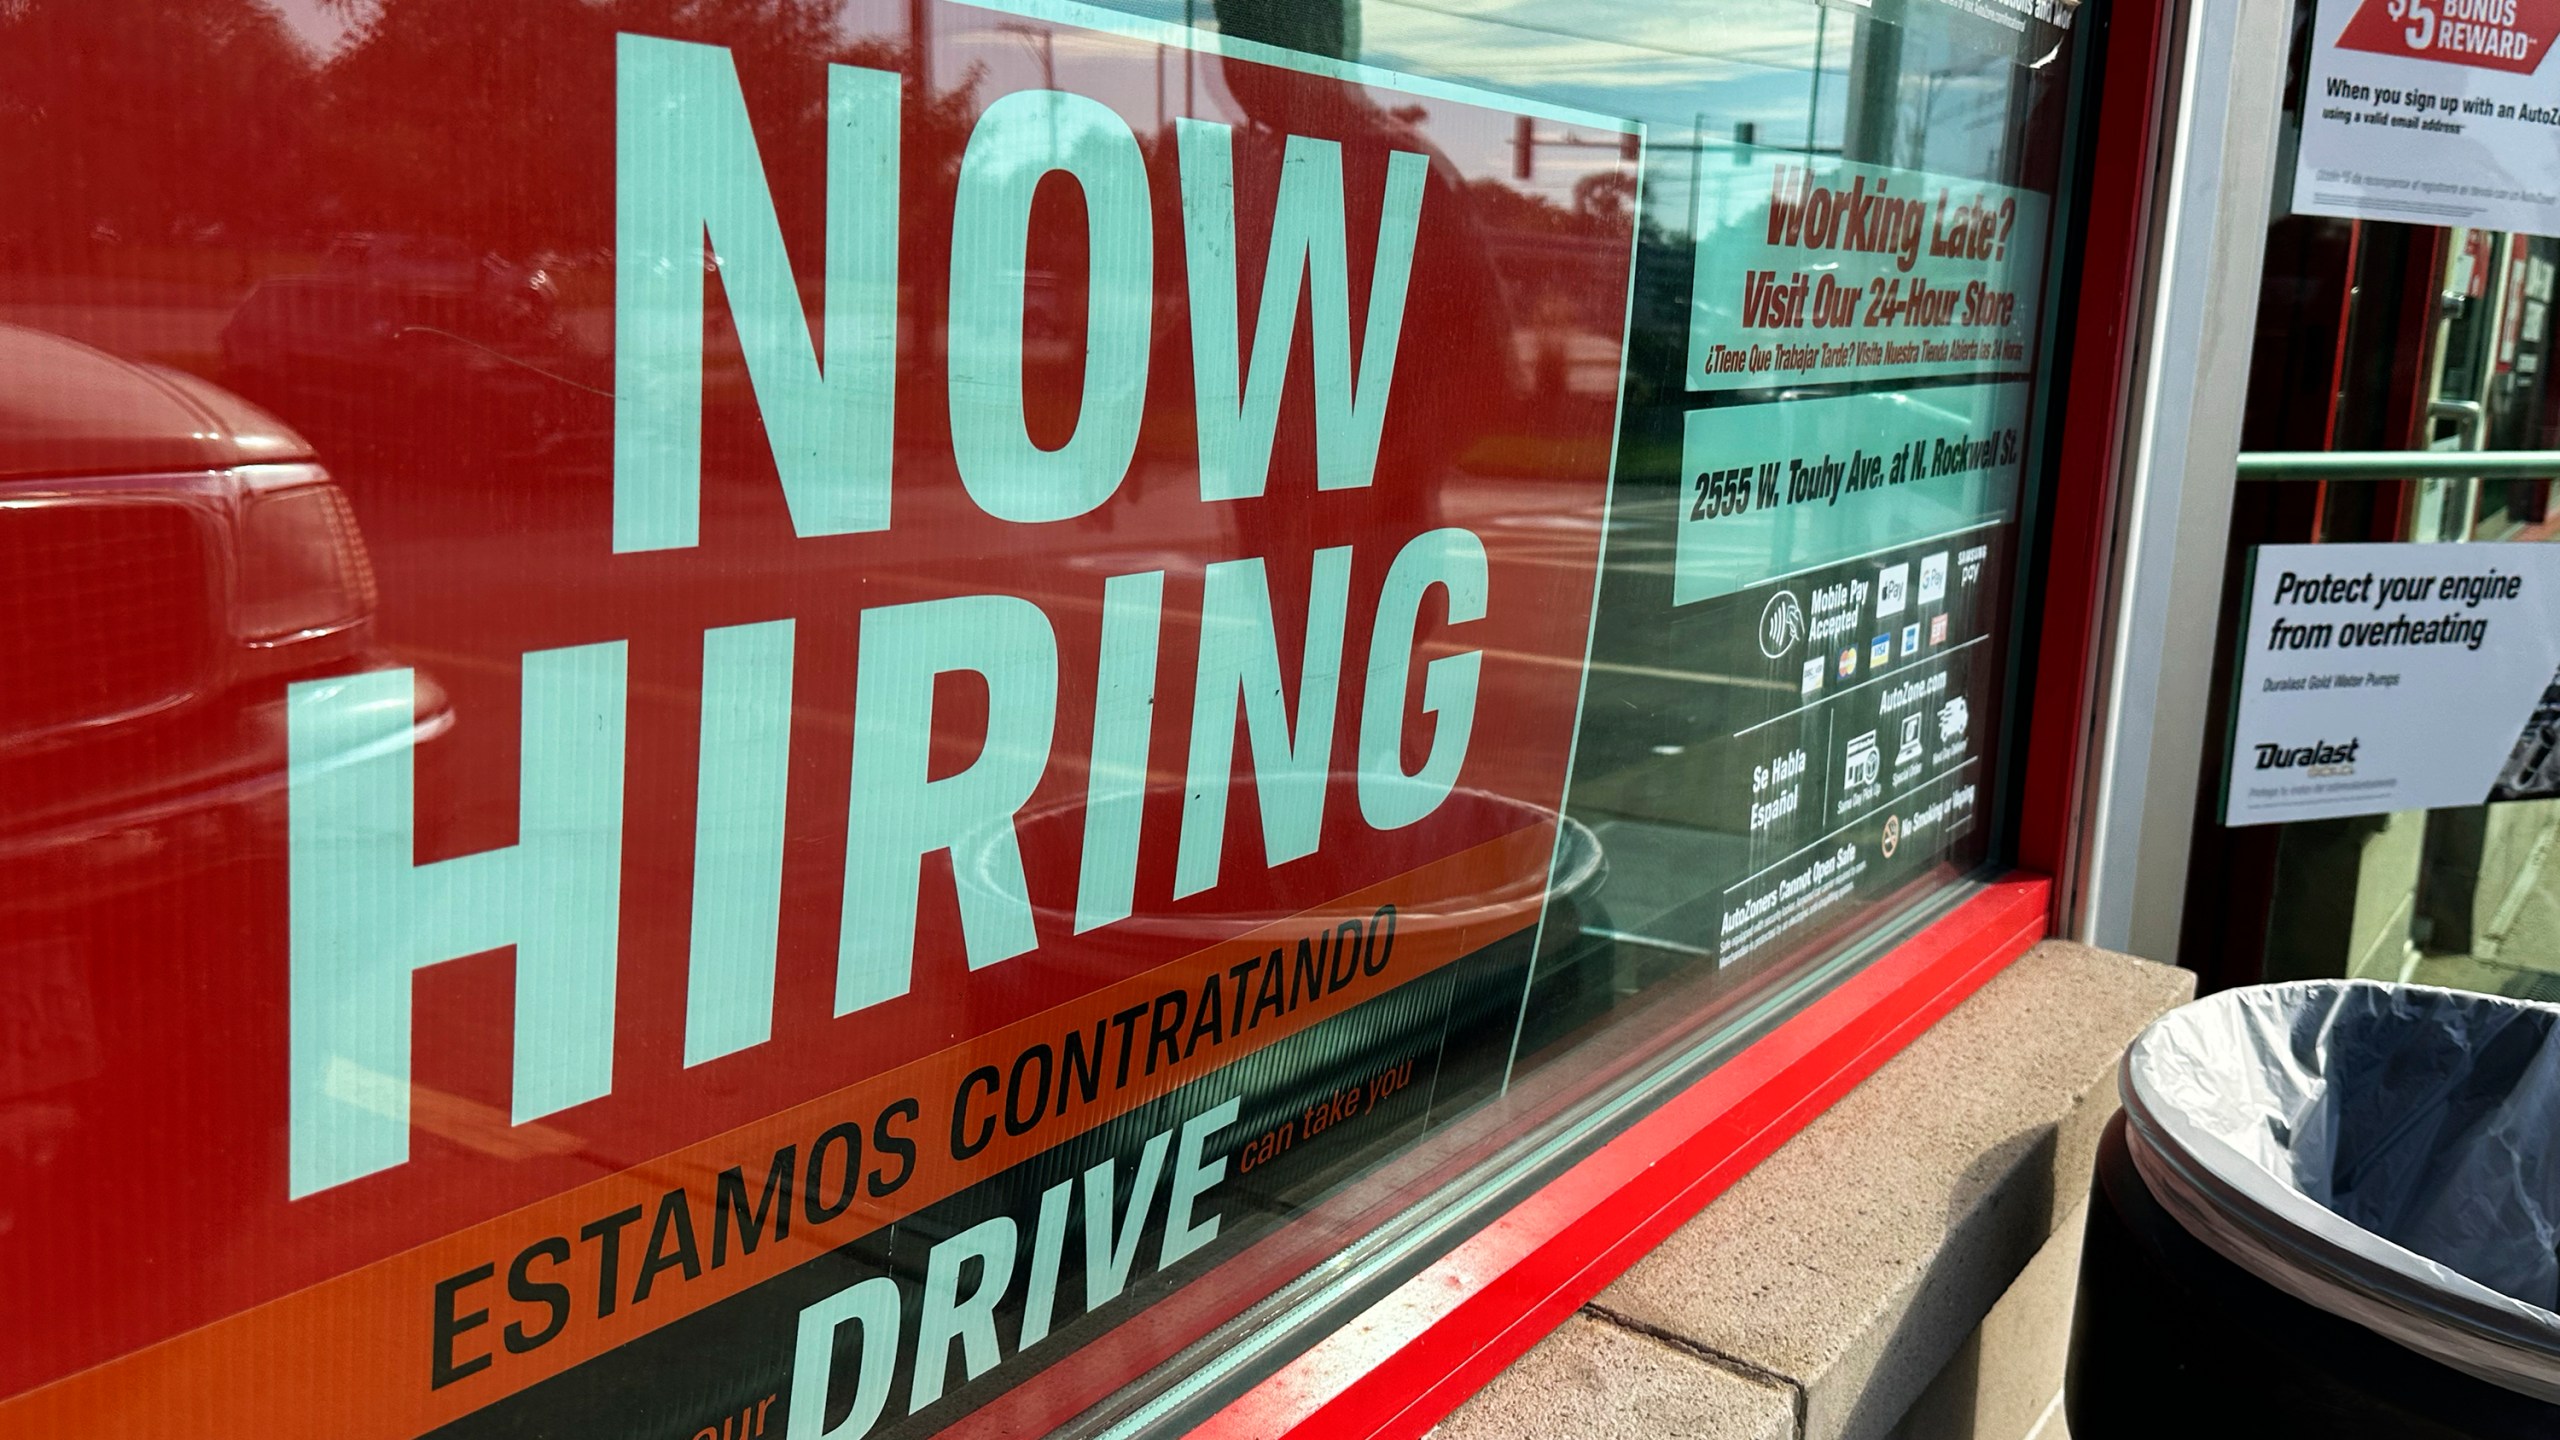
[0, 0, 317, 256]
[0, 0, 980, 269]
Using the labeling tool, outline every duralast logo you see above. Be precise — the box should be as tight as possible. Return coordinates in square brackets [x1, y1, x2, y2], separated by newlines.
[2255, 737, 2363, 776]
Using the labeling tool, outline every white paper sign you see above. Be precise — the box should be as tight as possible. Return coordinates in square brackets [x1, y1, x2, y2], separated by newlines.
[2291, 0, 2560, 236]
[2226, 543, 2560, 825]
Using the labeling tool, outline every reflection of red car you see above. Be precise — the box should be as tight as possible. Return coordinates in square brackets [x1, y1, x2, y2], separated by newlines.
[0, 323, 448, 1283]
[0, 323, 441, 863]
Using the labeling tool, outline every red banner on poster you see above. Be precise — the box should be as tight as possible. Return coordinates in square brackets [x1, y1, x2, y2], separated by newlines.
[2336, 0, 2560, 74]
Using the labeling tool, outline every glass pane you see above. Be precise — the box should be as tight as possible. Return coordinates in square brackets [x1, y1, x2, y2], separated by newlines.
[0, 1, 2089, 1435]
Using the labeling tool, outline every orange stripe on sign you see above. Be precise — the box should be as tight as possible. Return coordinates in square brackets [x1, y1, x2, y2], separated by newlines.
[0, 826, 1553, 1440]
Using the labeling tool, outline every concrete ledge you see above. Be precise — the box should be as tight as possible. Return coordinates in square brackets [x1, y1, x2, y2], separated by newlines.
[1432, 1315, 1796, 1440]
[1885, 1196, 2090, 1440]
[1436, 940, 2192, 1440]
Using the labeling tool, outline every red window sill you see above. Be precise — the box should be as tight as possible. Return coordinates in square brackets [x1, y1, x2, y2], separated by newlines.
[1194, 873, 2055, 1440]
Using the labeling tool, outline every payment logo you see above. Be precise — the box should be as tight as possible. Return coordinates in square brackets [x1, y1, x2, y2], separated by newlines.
[1876, 562, 1910, 617]
[1930, 613, 1949, 645]
[1839, 647, 1858, 678]
[1759, 589, 1806, 658]
[1918, 552, 1948, 605]
[1900, 622, 1920, 656]
[1869, 634, 1892, 668]
[1802, 656, 1825, 695]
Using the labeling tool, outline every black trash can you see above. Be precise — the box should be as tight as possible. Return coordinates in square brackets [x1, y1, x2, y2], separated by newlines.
[2068, 981, 2560, 1439]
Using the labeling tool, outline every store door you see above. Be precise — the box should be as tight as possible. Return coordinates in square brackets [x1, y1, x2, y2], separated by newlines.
[2182, 215, 2560, 996]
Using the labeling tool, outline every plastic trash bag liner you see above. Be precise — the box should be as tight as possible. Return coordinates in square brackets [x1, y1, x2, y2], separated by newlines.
[2122, 980, 2560, 1401]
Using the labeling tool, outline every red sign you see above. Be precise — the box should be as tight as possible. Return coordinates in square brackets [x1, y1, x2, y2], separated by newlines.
[2336, 0, 2560, 74]
[0, 3, 1638, 1436]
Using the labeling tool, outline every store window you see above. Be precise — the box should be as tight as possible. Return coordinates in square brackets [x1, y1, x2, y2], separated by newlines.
[0, 1, 2090, 1436]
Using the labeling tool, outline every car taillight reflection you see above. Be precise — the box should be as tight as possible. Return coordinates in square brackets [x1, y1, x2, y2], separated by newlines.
[233, 466, 377, 643]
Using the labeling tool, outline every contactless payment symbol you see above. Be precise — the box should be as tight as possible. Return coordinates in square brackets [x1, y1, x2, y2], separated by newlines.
[1760, 590, 1806, 658]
